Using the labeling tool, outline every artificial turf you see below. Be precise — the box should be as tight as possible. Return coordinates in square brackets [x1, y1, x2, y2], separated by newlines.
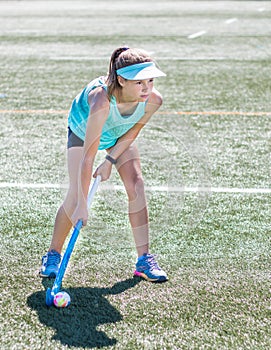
[0, 1, 270, 349]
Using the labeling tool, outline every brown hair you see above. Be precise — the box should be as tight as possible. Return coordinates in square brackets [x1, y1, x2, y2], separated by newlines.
[106, 47, 153, 98]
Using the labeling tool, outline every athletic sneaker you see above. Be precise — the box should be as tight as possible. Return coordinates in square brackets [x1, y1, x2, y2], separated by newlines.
[39, 250, 61, 278]
[134, 253, 168, 282]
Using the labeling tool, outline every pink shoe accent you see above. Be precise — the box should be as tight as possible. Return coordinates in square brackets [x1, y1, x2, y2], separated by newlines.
[134, 270, 142, 277]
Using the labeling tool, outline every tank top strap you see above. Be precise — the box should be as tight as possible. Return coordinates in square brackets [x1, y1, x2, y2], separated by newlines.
[101, 84, 117, 105]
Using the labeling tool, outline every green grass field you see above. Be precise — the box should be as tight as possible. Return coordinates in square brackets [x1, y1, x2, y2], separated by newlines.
[0, 1, 271, 349]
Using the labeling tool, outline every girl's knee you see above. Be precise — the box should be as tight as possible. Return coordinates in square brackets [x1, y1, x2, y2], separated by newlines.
[125, 175, 145, 201]
[63, 189, 78, 216]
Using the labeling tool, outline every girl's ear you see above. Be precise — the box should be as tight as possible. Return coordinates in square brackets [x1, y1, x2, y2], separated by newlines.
[117, 76, 126, 87]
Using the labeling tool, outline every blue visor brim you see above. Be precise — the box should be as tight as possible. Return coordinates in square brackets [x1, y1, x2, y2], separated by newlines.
[116, 62, 166, 80]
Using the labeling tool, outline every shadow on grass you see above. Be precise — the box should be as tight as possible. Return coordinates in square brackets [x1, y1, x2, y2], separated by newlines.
[27, 277, 141, 348]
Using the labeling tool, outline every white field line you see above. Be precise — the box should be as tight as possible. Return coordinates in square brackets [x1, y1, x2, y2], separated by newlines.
[258, 7, 265, 12]
[50, 56, 106, 61]
[0, 182, 270, 194]
[187, 30, 207, 39]
[225, 18, 238, 24]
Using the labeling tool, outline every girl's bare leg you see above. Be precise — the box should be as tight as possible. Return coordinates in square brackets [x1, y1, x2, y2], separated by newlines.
[49, 147, 84, 253]
[115, 144, 149, 257]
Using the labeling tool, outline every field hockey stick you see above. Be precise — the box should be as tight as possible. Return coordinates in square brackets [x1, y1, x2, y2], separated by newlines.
[46, 175, 101, 306]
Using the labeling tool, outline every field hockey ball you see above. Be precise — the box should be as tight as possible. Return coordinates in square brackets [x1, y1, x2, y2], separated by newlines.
[53, 291, 71, 308]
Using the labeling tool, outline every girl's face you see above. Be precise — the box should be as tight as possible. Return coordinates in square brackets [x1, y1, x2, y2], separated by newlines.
[118, 77, 154, 102]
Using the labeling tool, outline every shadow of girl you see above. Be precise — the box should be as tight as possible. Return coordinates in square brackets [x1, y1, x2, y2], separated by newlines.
[27, 277, 141, 348]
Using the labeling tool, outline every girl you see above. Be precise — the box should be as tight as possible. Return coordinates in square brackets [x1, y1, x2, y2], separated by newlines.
[39, 47, 168, 283]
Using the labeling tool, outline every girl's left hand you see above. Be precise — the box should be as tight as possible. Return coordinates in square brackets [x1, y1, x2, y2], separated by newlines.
[93, 160, 112, 181]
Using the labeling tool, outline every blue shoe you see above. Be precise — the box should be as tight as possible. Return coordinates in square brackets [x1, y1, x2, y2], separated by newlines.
[39, 250, 61, 278]
[134, 253, 168, 282]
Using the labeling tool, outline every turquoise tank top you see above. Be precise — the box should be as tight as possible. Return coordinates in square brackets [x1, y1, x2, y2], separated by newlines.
[68, 76, 146, 150]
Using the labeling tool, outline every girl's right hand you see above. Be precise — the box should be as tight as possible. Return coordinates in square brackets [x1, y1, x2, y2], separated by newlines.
[93, 159, 113, 181]
[71, 203, 89, 227]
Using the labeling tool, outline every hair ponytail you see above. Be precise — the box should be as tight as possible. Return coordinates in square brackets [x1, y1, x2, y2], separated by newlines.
[106, 47, 153, 99]
[106, 47, 129, 99]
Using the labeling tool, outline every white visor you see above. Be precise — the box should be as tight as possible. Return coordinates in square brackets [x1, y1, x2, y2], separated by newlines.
[116, 62, 166, 80]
